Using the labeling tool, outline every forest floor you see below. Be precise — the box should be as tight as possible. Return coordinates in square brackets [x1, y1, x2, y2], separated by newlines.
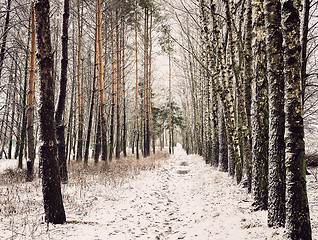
[0, 145, 317, 240]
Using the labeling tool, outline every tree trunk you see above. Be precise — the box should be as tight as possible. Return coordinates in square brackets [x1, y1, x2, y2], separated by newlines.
[76, 0, 83, 162]
[96, 0, 107, 162]
[84, 23, 98, 165]
[35, 0, 66, 224]
[282, 0, 312, 238]
[251, 0, 268, 211]
[116, 10, 121, 159]
[122, 18, 127, 157]
[55, 0, 69, 182]
[18, 30, 30, 168]
[26, 1, 36, 182]
[0, 0, 11, 79]
[109, 11, 115, 161]
[168, 37, 172, 155]
[135, 3, 140, 160]
[265, 0, 285, 227]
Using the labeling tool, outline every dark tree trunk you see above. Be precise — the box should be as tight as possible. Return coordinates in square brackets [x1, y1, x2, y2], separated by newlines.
[265, 0, 285, 227]
[0, 0, 11, 79]
[282, 0, 312, 238]
[94, 106, 101, 164]
[55, 0, 69, 183]
[35, 0, 66, 224]
[18, 48, 30, 168]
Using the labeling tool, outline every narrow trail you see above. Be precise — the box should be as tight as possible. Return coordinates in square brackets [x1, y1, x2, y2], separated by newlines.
[49, 146, 283, 240]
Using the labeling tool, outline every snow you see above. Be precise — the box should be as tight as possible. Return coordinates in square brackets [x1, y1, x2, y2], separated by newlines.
[0, 146, 317, 239]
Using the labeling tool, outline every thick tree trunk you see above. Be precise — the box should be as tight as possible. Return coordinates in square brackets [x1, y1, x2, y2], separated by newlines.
[282, 0, 312, 238]
[35, 0, 66, 224]
[251, 0, 268, 211]
[265, 0, 285, 227]
[26, 1, 36, 182]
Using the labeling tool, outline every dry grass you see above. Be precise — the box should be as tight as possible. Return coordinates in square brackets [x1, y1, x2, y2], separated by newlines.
[0, 150, 169, 239]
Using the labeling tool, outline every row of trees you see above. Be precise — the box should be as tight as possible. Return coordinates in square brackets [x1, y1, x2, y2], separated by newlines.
[0, 0, 183, 223]
[173, 0, 318, 239]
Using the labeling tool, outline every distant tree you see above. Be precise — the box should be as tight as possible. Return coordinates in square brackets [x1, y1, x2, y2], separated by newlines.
[35, 0, 66, 224]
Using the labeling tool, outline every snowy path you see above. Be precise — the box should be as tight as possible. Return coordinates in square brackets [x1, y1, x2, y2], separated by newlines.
[48, 146, 283, 240]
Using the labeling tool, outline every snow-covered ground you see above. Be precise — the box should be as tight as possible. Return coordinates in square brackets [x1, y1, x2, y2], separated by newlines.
[0, 146, 317, 239]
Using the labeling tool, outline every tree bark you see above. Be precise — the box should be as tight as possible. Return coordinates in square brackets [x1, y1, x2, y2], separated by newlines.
[35, 0, 66, 224]
[265, 0, 285, 227]
[282, 0, 312, 238]
[251, 0, 268, 211]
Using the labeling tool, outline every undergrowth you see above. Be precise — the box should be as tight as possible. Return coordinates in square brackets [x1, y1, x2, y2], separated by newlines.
[0, 150, 169, 239]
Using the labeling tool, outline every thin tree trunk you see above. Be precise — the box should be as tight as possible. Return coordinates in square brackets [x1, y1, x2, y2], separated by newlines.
[168, 37, 172, 155]
[116, 10, 121, 159]
[76, 0, 83, 162]
[35, 0, 66, 224]
[135, 3, 140, 159]
[26, 0, 36, 182]
[84, 23, 98, 165]
[109, 11, 115, 161]
[96, 0, 107, 162]
[122, 18, 127, 157]
[0, 0, 11, 79]
[18, 28, 31, 168]
[55, 0, 69, 182]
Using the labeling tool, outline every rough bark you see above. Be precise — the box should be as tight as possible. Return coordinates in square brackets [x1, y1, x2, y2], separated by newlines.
[282, 0, 312, 238]
[265, 0, 285, 227]
[251, 0, 268, 211]
[35, 0, 66, 224]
